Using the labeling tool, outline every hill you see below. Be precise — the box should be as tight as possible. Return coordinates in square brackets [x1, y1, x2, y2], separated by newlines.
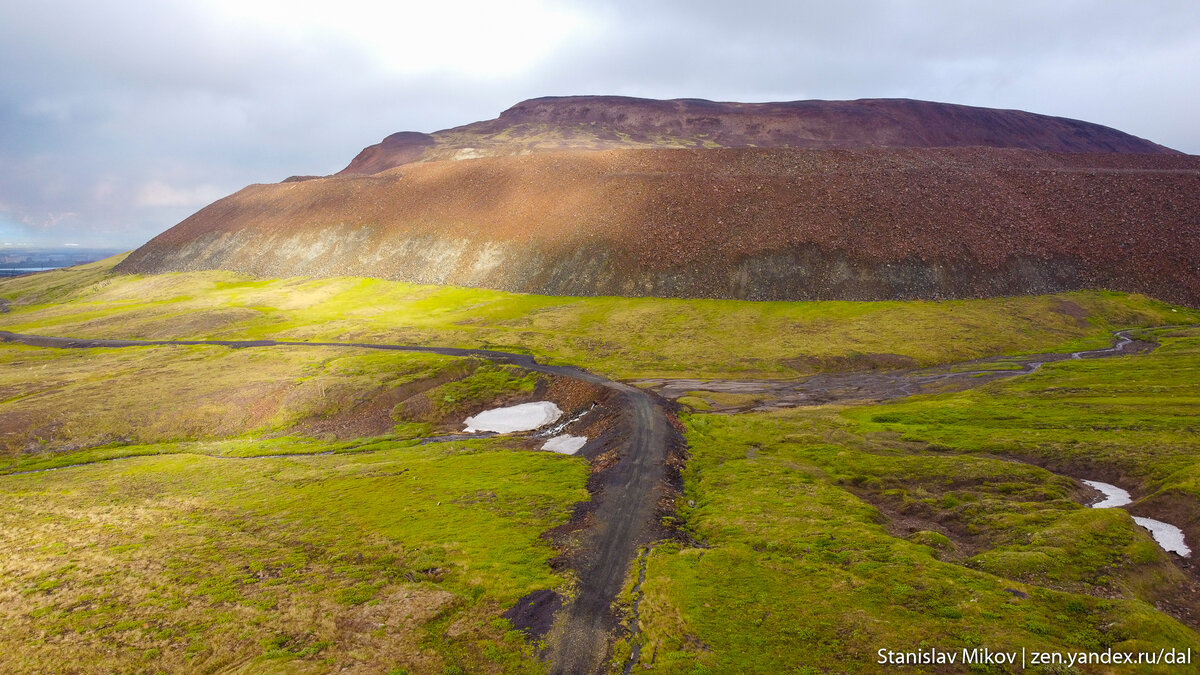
[337, 96, 1178, 175]
[118, 145, 1200, 306]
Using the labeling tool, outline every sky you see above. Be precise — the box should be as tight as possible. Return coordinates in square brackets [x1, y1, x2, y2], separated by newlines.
[1, 0, 1198, 249]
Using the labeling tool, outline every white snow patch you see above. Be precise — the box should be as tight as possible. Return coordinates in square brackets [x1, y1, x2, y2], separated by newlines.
[1082, 479, 1131, 508]
[463, 401, 562, 433]
[1084, 479, 1190, 557]
[1133, 517, 1192, 557]
[542, 435, 587, 455]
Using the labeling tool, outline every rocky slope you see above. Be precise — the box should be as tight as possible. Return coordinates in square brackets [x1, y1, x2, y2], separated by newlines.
[119, 145, 1200, 306]
[338, 96, 1177, 175]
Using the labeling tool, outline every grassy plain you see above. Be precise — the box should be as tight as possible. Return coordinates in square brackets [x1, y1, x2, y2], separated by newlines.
[0, 343, 465, 462]
[0, 440, 588, 673]
[3, 261, 1200, 672]
[0, 263, 597, 672]
[2, 255, 1197, 379]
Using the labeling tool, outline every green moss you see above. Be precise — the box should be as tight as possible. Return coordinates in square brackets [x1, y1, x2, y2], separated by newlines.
[844, 330, 1200, 499]
[676, 395, 712, 411]
[432, 364, 538, 414]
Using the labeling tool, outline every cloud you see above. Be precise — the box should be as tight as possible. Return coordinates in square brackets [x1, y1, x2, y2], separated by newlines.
[134, 181, 228, 209]
[0, 0, 1196, 248]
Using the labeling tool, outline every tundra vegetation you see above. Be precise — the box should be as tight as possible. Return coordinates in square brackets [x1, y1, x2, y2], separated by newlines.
[624, 326, 1200, 671]
[2, 257, 1199, 673]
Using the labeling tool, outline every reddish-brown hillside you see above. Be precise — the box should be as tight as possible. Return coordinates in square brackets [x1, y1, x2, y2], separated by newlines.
[338, 96, 1177, 175]
[119, 147, 1200, 306]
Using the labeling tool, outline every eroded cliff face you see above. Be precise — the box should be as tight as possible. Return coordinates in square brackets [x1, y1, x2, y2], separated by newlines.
[118, 147, 1200, 306]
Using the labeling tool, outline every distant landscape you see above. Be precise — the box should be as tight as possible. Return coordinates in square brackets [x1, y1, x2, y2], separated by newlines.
[0, 247, 126, 277]
[3, 97, 1199, 674]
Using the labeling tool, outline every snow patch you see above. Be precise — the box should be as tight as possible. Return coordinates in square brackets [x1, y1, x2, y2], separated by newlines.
[463, 401, 562, 433]
[1084, 479, 1190, 557]
[542, 435, 587, 455]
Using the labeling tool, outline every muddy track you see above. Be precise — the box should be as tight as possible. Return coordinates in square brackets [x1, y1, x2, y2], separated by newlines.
[0, 330, 675, 674]
[636, 328, 1167, 410]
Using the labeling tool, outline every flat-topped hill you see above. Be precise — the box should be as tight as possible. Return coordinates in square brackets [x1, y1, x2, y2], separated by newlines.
[118, 146, 1200, 306]
[337, 96, 1177, 175]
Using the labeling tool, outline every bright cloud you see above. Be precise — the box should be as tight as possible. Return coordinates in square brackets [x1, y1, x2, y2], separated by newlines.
[205, 0, 595, 78]
[134, 181, 229, 208]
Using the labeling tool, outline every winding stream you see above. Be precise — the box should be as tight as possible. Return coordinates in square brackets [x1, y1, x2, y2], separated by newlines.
[636, 328, 1161, 410]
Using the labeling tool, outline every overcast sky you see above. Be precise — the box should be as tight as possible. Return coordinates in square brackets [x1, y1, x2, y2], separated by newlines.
[2, 0, 1198, 248]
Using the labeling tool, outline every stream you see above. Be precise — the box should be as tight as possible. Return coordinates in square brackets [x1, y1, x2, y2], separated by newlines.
[636, 329, 1161, 410]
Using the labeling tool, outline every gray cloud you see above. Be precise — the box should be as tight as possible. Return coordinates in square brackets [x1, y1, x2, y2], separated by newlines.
[1, 0, 1196, 248]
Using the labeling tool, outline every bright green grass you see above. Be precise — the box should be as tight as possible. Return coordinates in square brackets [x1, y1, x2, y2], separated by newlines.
[0, 438, 588, 673]
[0, 436, 413, 476]
[2, 256, 1196, 379]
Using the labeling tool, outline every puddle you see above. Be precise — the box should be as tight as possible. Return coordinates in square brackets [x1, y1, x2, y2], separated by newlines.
[542, 435, 587, 455]
[1083, 479, 1191, 557]
[463, 401, 562, 433]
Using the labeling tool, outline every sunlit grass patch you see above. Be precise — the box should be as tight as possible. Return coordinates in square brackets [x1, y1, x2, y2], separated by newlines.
[845, 332, 1200, 493]
[3, 259, 1196, 379]
[0, 440, 586, 673]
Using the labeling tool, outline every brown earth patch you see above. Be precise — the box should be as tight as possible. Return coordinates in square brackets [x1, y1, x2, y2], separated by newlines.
[331, 588, 458, 673]
[1049, 299, 1092, 326]
[1132, 489, 1200, 574]
[785, 352, 918, 374]
[293, 362, 472, 438]
[844, 484, 989, 562]
[502, 589, 563, 639]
